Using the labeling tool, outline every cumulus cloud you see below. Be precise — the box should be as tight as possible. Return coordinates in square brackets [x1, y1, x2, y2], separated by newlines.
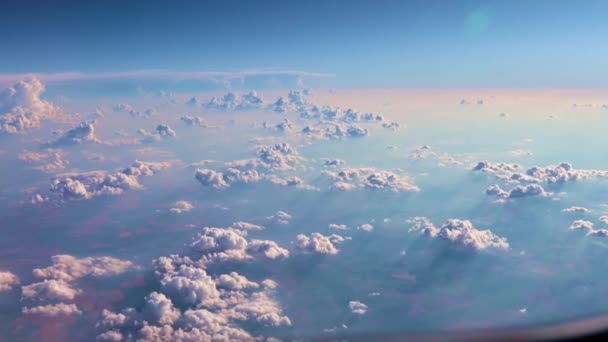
[329, 223, 347, 230]
[267, 211, 291, 225]
[195, 168, 261, 189]
[32, 255, 135, 282]
[322, 158, 345, 167]
[562, 206, 590, 213]
[408, 217, 509, 251]
[22, 279, 81, 301]
[569, 220, 594, 231]
[180, 115, 208, 127]
[170, 200, 194, 214]
[231, 221, 264, 230]
[322, 167, 419, 192]
[22, 303, 82, 317]
[294, 233, 345, 255]
[485, 184, 551, 199]
[474, 161, 608, 185]
[358, 224, 374, 231]
[204, 91, 264, 111]
[0, 271, 19, 291]
[139, 124, 177, 142]
[18, 149, 67, 173]
[348, 301, 368, 315]
[50, 160, 173, 201]
[47, 121, 100, 147]
[0, 78, 61, 134]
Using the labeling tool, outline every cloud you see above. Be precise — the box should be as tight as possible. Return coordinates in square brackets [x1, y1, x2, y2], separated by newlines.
[569, 220, 594, 231]
[329, 223, 348, 230]
[358, 224, 374, 231]
[22, 279, 81, 301]
[216, 272, 259, 290]
[203, 91, 264, 111]
[32, 255, 135, 282]
[348, 301, 368, 315]
[408, 217, 509, 251]
[180, 115, 208, 127]
[18, 149, 67, 173]
[231, 221, 264, 231]
[562, 206, 590, 213]
[0, 78, 61, 134]
[170, 201, 194, 214]
[195, 168, 262, 189]
[47, 121, 100, 147]
[485, 184, 551, 199]
[474, 161, 608, 185]
[322, 167, 420, 192]
[50, 160, 173, 201]
[0, 271, 19, 291]
[22, 303, 82, 317]
[139, 124, 177, 143]
[267, 211, 291, 225]
[294, 233, 345, 255]
[322, 158, 345, 167]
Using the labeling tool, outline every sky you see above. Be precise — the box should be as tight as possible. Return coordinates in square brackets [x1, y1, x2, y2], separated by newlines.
[2, 0, 608, 88]
[4, 2, 608, 341]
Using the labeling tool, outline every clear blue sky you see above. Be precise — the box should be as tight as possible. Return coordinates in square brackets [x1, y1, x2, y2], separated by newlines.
[2, 0, 608, 87]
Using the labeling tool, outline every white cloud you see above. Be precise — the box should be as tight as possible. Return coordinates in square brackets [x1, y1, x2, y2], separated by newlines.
[0, 271, 19, 291]
[562, 206, 590, 213]
[231, 221, 264, 231]
[22, 279, 81, 301]
[32, 255, 135, 282]
[180, 115, 208, 127]
[204, 91, 264, 111]
[50, 160, 173, 201]
[47, 121, 100, 147]
[294, 233, 345, 255]
[139, 124, 177, 143]
[358, 224, 374, 232]
[22, 303, 82, 317]
[348, 301, 368, 315]
[322, 167, 419, 193]
[0, 78, 61, 134]
[329, 223, 347, 230]
[170, 201, 194, 214]
[569, 220, 594, 231]
[485, 184, 551, 199]
[409, 217, 509, 251]
[266, 211, 292, 225]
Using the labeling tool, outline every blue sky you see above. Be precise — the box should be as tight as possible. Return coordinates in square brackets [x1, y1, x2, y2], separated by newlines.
[2, 0, 608, 87]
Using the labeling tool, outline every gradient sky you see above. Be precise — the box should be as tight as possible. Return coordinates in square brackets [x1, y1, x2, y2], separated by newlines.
[2, 0, 608, 87]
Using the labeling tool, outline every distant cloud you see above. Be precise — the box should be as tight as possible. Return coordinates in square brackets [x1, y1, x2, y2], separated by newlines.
[485, 183, 551, 199]
[0, 271, 19, 291]
[139, 124, 177, 143]
[322, 167, 419, 192]
[267, 211, 291, 225]
[348, 301, 368, 315]
[22, 303, 82, 317]
[294, 233, 345, 255]
[170, 201, 194, 214]
[562, 206, 590, 213]
[408, 217, 509, 251]
[47, 121, 100, 147]
[0, 78, 62, 134]
[569, 220, 594, 231]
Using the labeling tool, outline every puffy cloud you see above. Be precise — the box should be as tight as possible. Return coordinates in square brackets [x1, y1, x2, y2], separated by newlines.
[22, 303, 82, 317]
[322, 158, 345, 167]
[189, 226, 289, 264]
[409, 217, 509, 251]
[96, 330, 123, 341]
[570, 220, 594, 231]
[0, 270, 19, 291]
[348, 301, 368, 315]
[32, 255, 135, 282]
[562, 206, 590, 213]
[485, 184, 551, 199]
[294, 233, 345, 255]
[322, 167, 419, 192]
[180, 115, 208, 127]
[358, 224, 374, 232]
[409, 145, 434, 159]
[588, 229, 608, 237]
[195, 168, 261, 189]
[255, 143, 302, 171]
[204, 91, 264, 111]
[474, 161, 608, 185]
[215, 272, 259, 290]
[267, 211, 291, 225]
[21, 279, 81, 301]
[231, 221, 264, 231]
[0, 78, 61, 134]
[329, 223, 347, 230]
[18, 149, 67, 173]
[139, 124, 177, 142]
[600, 216, 608, 224]
[170, 200, 194, 214]
[144, 292, 181, 325]
[47, 121, 100, 147]
[324, 123, 369, 140]
[50, 160, 172, 201]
